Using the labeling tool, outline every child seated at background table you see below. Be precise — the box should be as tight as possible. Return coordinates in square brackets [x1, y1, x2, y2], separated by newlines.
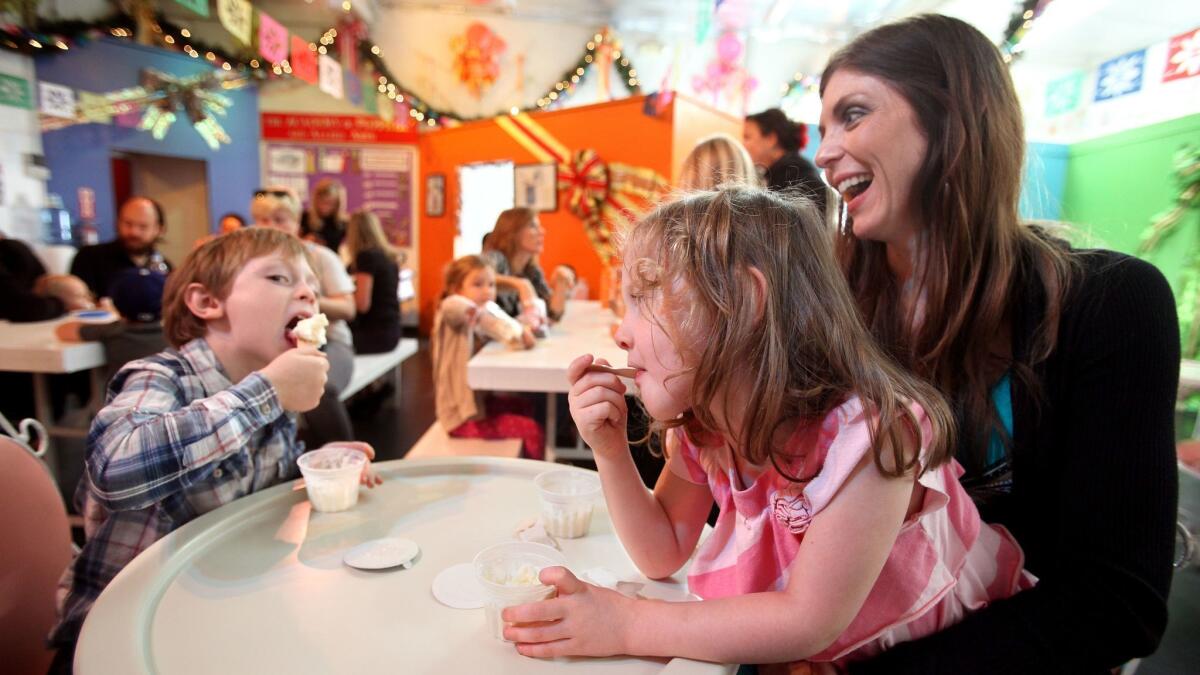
[47, 228, 380, 671]
[432, 254, 544, 459]
[55, 267, 170, 387]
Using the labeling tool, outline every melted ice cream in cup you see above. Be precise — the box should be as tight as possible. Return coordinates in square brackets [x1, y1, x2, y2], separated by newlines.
[296, 445, 367, 512]
[534, 469, 602, 539]
[472, 541, 568, 641]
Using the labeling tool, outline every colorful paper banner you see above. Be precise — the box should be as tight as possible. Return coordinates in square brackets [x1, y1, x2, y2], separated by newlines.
[1044, 72, 1084, 117]
[1164, 27, 1200, 83]
[291, 35, 318, 84]
[258, 11, 289, 64]
[217, 0, 252, 46]
[319, 54, 344, 99]
[345, 70, 363, 106]
[77, 92, 112, 123]
[174, 0, 209, 16]
[1095, 49, 1146, 102]
[38, 82, 76, 119]
[0, 73, 31, 110]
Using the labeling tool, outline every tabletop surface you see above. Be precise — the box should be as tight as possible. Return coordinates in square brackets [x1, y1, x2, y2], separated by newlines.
[0, 316, 106, 374]
[76, 457, 730, 675]
[468, 301, 627, 394]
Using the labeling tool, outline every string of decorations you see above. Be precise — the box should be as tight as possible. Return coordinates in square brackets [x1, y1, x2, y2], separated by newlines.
[5, 10, 648, 129]
[0, 11, 268, 78]
[999, 0, 1045, 63]
[779, 71, 820, 99]
[355, 27, 644, 126]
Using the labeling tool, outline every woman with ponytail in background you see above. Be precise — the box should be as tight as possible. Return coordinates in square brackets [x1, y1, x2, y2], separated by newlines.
[743, 108, 829, 216]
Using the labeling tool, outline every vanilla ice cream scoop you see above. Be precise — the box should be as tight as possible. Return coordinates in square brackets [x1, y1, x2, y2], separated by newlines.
[292, 313, 329, 347]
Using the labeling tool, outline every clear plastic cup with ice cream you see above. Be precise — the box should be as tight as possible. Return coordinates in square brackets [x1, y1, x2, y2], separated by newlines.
[534, 469, 601, 539]
[296, 445, 367, 512]
[472, 542, 568, 641]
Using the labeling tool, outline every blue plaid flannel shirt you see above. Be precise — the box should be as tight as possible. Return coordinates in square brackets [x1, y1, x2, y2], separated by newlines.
[49, 338, 302, 647]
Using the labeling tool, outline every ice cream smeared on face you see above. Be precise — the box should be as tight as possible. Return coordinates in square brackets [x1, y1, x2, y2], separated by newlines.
[292, 313, 329, 347]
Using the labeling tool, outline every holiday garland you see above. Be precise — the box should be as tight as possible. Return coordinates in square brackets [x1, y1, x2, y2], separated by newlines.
[4, 11, 646, 128]
[1139, 145, 1200, 359]
[355, 27, 642, 126]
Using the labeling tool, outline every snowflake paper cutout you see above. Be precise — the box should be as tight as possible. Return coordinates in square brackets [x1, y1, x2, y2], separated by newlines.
[1096, 52, 1144, 101]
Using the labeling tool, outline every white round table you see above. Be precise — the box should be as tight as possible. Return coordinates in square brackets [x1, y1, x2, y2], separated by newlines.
[76, 457, 732, 674]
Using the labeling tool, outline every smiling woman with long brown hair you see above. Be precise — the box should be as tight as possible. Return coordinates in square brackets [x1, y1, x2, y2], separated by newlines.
[816, 14, 1179, 674]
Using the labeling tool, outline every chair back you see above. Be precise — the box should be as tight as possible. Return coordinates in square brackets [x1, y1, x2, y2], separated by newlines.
[0, 433, 74, 675]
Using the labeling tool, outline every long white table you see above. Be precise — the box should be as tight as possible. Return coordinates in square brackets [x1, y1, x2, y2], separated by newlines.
[468, 301, 627, 460]
[0, 316, 109, 476]
[77, 457, 731, 675]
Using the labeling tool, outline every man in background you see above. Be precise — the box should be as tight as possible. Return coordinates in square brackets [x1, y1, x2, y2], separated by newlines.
[71, 196, 173, 299]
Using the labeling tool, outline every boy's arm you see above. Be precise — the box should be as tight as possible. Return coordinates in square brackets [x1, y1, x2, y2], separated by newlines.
[86, 365, 286, 512]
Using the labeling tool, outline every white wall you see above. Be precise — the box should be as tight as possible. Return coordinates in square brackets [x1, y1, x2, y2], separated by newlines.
[1015, 40, 1200, 144]
[0, 51, 47, 243]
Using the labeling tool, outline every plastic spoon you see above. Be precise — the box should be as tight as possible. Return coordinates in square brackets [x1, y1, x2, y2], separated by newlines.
[585, 363, 637, 378]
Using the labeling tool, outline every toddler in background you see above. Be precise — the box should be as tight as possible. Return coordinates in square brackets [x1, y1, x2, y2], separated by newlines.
[432, 254, 544, 459]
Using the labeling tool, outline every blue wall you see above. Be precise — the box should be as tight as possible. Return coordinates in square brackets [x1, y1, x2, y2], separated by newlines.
[36, 39, 259, 240]
[1023, 142, 1069, 221]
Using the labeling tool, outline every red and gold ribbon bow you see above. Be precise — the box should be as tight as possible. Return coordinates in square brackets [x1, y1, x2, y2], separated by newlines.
[495, 113, 667, 264]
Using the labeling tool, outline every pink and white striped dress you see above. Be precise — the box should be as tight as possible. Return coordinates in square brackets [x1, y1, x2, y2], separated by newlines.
[669, 396, 1035, 666]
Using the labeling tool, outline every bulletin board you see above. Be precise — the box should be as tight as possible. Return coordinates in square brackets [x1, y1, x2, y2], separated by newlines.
[262, 141, 417, 247]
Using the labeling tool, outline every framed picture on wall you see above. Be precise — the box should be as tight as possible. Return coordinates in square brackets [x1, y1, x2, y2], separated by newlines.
[513, 162, 558, 212]
[425, 173, 446, 217]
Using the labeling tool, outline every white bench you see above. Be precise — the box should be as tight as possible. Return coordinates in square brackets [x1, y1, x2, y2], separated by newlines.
[406, 421, 522, 459]
[339, 338, 419, 402]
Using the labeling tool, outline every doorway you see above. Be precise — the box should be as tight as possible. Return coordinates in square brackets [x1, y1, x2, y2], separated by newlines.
[112, 153, 210, 268]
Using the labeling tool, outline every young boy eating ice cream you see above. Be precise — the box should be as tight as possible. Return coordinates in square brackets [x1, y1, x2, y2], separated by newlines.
[48, 229, 380, 667]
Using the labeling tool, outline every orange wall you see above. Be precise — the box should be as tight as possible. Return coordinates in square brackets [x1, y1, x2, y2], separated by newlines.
[416, 95, 741, 333]
[669, 95, 745, 184]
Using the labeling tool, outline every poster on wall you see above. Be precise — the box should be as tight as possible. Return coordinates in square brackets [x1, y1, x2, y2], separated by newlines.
[264, 142, 415, 247]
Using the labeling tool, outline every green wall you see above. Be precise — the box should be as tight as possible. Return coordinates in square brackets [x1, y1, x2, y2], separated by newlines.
[1061, 113, 1200, 298]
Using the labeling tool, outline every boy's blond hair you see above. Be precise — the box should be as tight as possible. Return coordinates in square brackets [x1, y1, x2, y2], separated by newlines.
[162, 228, 312, 347]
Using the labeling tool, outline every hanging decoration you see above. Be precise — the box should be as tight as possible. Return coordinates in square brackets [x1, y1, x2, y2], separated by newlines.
[1043, 71, 1084, 117]
[1138, 146, 1200, 358]
[37, 68, 246, 150]
[257, 11, 289, 65]
[495, 112, 668, 264]
[691, 31, 757, 111]
[1164, 26, 1200, 83]
[2, 9, 647, 130]
[360, 27, 643, 126]
[215, 0, 252, 46]
[691, 0, 756, 112]
[999, 0, 1046, 63]
[450, 22, 506, 99]
[1094, 49, 1146, 102]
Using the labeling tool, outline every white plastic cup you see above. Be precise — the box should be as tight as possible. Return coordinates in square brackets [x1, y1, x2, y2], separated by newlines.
[296, 446, 367, 513]
[472, 542, 568, 641]
[534, 469, 601, 539]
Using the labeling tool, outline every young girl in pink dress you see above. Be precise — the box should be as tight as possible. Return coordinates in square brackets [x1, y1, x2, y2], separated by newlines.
[502, 187, 1035, 671]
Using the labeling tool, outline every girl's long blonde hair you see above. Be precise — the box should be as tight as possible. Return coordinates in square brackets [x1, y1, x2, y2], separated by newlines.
[677, 133, 761, 191]
[345, 210, 404, 267]
[624, 186, 954, 479]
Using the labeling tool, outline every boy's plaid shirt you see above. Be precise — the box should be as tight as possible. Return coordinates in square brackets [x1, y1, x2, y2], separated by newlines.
[49, 338, 303, 647]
